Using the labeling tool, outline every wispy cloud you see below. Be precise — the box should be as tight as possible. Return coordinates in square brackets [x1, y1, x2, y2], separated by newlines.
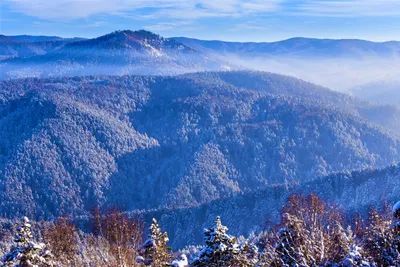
[297, 0, 400, 17]
[4, 0, 283, 20]
[86, 21, 107, 27]
[229, 19, 277, 32]
[145, 20, 196, 31]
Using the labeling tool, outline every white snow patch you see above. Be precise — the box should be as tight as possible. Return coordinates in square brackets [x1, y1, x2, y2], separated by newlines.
[171, 254, 188, 267]
[393, 200, 400, 213]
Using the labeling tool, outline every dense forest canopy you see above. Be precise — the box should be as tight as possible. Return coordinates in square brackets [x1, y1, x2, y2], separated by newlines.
[0, 71, 399, 221]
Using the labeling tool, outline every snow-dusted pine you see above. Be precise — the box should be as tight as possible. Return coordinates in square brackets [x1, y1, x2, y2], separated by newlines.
[137, 218, 171, 266]
[1, 217, 53, 267]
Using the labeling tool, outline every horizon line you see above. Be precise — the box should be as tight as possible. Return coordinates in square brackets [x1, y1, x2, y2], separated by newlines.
[4, 29, 400, 44]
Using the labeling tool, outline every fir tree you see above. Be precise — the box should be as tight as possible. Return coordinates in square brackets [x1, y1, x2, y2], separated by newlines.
[1, 217, 53, 267]
[137, 218, 171, 266]
[191, 216, 252, 267]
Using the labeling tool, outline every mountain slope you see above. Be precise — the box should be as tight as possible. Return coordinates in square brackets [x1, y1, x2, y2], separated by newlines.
[0, 71, 400, 220]
[150, 162, 400, 248]
[186, 71, 400, 135]
[0, 30, 231, 79]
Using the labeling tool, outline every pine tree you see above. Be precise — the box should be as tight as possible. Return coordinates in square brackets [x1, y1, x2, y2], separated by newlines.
[137, 218, 171, 266]
[1, 217, 53, 267]
[191, 216, 252, 267]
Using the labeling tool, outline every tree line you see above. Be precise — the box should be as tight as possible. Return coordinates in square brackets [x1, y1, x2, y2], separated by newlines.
[1, 193, 400, 266]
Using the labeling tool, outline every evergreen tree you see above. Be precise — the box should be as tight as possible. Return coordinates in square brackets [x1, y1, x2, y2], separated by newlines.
[137, 218, 171, 266]
[1, 217, 53, 267]
[191, 216, 253, 267]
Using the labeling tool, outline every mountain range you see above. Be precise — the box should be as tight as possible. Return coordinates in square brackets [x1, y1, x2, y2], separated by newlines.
[3, 31, 400, 82]
[1, 30, 400, 249]
[0, 34, 85, 60]
[171, 37, 400, 59]
[0, 30, 231, 79]
[9, 33, 400, 61]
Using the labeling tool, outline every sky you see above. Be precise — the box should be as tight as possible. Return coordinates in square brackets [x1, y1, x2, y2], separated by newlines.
[2, 0, 400, 42]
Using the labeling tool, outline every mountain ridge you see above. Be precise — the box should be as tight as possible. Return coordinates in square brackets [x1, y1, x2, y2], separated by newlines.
[170, 36, 400, 58]
[0, 30, 232, 79]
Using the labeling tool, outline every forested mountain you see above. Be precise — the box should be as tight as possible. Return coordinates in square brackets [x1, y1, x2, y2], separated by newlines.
[0, 30, 231, 79]
[0, 35, 47, 60]
[153, 162, 400, 248]
[187, 72, 400, 134]
[0, 35, 84, 60]
[171, 37, 400, 59]
[0, 71, 400, 222]
[8, 35, 85, 43]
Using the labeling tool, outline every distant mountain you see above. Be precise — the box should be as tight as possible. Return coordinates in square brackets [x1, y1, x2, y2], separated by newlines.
[0, 30, 232, 79]
[171, 37, 400, 59]
[170, 37, 400, 91]
[350, 80, 400, 106]
[0, 35, 86, 60]
[8, 35, 85, 43]
[4, 32, 400, 90]
[66, 30, 191, 52]
[1, 71, 400, 221]
[0, 35, 47, 59]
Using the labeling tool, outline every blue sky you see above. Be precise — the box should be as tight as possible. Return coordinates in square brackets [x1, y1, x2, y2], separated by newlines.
[2, 0, 400, 41]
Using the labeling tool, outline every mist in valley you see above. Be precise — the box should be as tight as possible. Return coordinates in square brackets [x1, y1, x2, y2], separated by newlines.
[222, 54, 400, 95]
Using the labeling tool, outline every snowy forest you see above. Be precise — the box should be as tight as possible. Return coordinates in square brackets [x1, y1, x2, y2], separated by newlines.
[1, 193, 400, 267]
[3, 30, 400, 267]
